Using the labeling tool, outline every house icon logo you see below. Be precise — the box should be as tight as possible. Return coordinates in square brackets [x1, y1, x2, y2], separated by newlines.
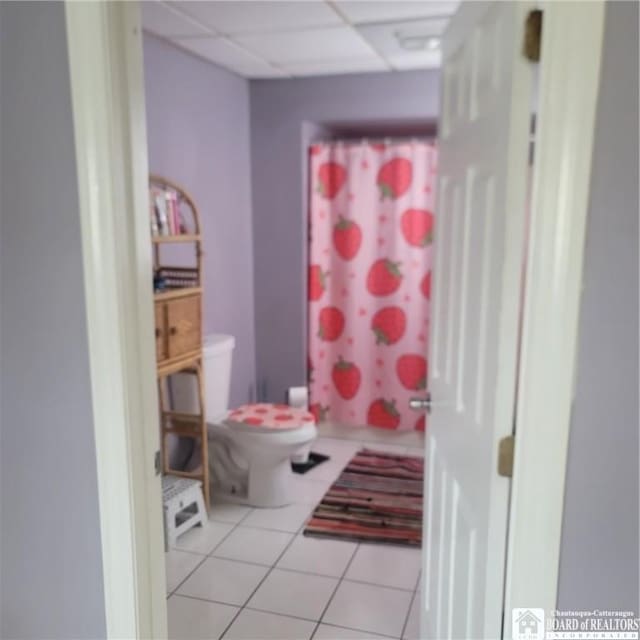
[512, 608, 545, 640]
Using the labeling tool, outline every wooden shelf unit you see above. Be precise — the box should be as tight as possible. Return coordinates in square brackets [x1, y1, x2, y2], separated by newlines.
[150, 174, 209, 510]
[154, 287, 202, 303]
[152, 234, 200, 244]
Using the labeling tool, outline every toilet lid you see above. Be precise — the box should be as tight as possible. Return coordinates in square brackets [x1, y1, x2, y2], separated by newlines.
[225, 403, 316, 432]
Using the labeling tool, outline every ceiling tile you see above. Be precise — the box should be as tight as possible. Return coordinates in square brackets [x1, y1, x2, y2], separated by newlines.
[336, 1, 459, 25]
[170, 1, 342, 35]
[170, 37, 288, 78]
[141, 1, 213, 38]
[282, 57, 389, 77]
[235, 25, 377, 64]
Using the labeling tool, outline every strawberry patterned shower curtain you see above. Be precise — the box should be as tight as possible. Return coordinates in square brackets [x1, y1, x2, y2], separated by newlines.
[308, 140, 437, 431]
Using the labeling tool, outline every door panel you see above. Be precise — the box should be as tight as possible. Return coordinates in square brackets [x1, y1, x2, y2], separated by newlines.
[422, 3, 533, 639]
[166, 295, 201, 359]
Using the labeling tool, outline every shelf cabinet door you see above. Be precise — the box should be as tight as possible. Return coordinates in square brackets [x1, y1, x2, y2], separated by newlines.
[166, 294, 201, 360]
[155, 302, 167, 362]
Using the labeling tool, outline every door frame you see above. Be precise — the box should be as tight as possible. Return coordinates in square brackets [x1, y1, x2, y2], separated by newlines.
[63, 0, 605, 637]
[504, 0, 605, 622]
[65, 2, 167, 638]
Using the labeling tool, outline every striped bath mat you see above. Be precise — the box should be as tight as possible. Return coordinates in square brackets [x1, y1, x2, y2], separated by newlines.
[304, 448, 424, 547]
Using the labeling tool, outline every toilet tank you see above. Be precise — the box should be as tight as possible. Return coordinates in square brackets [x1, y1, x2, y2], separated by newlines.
[202, 334, 235, 421]
[170, 334, 235, 422]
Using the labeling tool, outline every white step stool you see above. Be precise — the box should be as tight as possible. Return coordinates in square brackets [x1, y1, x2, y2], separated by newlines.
[162, 475, 207, 550]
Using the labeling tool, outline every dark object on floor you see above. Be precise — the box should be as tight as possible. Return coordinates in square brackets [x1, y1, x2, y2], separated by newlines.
[304, 448, 424, 547]
[292, 452, 330, 474]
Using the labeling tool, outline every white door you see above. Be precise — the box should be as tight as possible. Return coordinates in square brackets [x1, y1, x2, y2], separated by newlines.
[419, 3, 534, 639]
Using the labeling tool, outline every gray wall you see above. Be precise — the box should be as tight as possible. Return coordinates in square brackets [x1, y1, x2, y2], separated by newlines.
[0, 2, 107, 637]
[143, 34, 256, 407]
[250, 70, 440, 401]
[558, 1, 639, 612]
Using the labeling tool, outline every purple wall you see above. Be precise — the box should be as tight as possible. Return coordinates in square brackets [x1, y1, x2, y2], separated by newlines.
[1, 2, 106, 635]
[249, 71, 440, 401]
[143, 35, 256, 406]
[558, 0, 639, 610]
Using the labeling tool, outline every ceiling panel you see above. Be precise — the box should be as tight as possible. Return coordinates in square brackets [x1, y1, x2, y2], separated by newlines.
[171, 1, 342, 35]
[336, 1, 459, 24]
[141, 1, 213, 38]
[236, 25, 378, 64]
[141, 0, 459, 78]
[282, 57, 389, 77]
[170, 37, 288, 77]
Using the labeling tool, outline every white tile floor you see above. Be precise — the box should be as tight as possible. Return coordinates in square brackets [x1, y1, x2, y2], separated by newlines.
[166, 424, 424, 640]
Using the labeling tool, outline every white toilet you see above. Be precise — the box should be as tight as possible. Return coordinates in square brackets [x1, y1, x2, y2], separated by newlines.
[175, 334, 317, 508]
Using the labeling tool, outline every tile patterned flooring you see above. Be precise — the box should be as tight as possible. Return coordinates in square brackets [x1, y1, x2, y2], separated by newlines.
[166, 424, 424, 640]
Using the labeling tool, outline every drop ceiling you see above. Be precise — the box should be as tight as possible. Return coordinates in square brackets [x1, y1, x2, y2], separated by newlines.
[141, 1, 459, 78]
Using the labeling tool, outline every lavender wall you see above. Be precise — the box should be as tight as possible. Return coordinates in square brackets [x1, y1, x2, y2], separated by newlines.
[0, 2, 106, 636]
[143, 35, 256, 406]
[250, 71, 440, 401]
[557, 1, 639, 611]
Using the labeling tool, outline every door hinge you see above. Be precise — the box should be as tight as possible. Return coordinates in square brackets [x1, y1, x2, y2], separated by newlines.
[498, 435, 515, 477]
[154, 450, 162, 476]
[523, 9, 543, 62]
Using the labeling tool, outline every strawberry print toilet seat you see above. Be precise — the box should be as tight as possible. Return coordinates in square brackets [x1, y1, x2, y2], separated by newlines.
[226, 403, 316, 431]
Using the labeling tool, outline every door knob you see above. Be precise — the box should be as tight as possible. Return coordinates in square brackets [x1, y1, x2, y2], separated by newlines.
[409, 392, 432, 414]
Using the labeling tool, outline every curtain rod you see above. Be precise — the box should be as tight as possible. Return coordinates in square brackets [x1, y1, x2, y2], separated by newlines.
[313, 136, 437, 145]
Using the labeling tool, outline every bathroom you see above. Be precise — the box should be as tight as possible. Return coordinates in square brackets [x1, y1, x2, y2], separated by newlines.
[1, 0, 636, 638]
[143, 2, 449, 638]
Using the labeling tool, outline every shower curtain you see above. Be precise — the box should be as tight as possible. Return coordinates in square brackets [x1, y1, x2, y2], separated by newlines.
[308, 140, 437, 431]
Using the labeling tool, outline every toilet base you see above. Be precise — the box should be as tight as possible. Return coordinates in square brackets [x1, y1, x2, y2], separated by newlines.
[210, 458, 298, 508]
[291, 444, 311, 464]
[207, 421, 317, 508]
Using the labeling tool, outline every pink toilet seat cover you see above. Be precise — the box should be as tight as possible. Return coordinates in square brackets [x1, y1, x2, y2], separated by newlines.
[226, 403, 316, 431]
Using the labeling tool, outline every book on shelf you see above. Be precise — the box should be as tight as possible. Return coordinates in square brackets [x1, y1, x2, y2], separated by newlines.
[149, 197, 159, 236]
[178, 207, 187, 234]
[155, 192, 170, 236]
[165, 191, 178, 235]
[149, 186, 190, 238]
[171, 192, 188, 234]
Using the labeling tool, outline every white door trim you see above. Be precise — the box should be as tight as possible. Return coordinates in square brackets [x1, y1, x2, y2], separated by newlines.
[65, 2, 167, 638]
[504, 0, 606, 624]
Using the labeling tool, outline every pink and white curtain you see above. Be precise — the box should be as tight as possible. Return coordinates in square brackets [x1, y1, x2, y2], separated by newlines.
[308, 140, 437, 431]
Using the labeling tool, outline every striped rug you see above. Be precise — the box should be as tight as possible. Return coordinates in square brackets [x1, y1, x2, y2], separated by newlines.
[304, 448, 424, 547]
